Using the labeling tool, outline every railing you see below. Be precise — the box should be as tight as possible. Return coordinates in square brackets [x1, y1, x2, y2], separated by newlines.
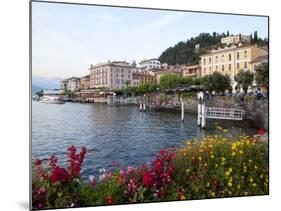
[205, 107, 246, 120]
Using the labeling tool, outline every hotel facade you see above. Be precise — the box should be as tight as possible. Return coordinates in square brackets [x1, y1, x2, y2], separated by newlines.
[89, 61, 135, 89]
[200, 44, 268, 88]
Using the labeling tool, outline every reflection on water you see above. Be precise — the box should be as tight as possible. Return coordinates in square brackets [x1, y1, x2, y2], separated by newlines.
[32, 102, 256, 178]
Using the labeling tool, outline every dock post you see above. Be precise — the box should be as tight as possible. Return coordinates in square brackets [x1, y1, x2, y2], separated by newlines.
[181, 101, 184, 121]
[143, 103, 146, 111]
[140, 103, 143, 112]
[197, 92, 202, 126]
[201, 102, 206, 129]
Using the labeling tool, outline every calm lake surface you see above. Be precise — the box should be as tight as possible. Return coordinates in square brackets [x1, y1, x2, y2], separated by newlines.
[32, 102, 256, 178]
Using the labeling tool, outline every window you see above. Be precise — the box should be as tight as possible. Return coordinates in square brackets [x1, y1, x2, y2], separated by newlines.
[228, 53, 231, 61]
[237, 63, 240, 69]
[222, 65, 224, 71]
[244, 50, 247, 58]
[209, 57, 211, 64]
[244, 62, 248, 69]
[229, 64, 231, 71]
[203, 58, 206, 65]
[237, 52, 240, 60]
[203, 68, 206, 73]
[215, 65, 218, 71]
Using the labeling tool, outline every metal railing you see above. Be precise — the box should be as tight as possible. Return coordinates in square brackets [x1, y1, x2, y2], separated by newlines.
[205, 107, 246, 120]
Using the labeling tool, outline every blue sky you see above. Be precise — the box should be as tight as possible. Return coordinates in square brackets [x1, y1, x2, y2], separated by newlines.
[32, 1, 268, 81]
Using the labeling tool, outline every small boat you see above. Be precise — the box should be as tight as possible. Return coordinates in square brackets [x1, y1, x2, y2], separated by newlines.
[40, 96, 65, 104]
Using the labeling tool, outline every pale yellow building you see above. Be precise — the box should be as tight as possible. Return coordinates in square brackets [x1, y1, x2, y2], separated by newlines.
[200, 44, 268, 81]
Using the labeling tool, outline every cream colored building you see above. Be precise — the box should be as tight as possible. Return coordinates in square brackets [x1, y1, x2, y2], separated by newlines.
[89, 61, 135, 89]
[221, 35, 251, 45]
[200, 44, 268, 78]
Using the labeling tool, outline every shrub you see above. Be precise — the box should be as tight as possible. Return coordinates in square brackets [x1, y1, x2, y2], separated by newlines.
[32, 133, 268, 209]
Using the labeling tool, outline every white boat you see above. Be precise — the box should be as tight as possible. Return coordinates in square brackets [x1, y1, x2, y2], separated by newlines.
[40, 96, 65, 104]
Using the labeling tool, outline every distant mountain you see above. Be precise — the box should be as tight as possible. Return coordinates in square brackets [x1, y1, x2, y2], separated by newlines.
[32, 75, 62, 90]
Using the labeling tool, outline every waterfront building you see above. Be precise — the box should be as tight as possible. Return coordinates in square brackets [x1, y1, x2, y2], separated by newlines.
[60, 77, 81, 92]
[132, 72, 156, 85]
[89, 61, 135, 89]
[80, 74, 90, 89]
[182, 64, 201, 78]
[200, 43, 268, 91]
[139, 58, 161, 71]
[221, 35, 251, 45]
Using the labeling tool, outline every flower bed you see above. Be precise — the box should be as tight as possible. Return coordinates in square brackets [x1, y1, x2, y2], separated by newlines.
[32, 133, 268, 209]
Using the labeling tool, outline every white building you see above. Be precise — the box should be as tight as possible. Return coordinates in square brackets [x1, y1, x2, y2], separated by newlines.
[61, 77, 81, 92]
[221, 35, 251, 45]
[139, 58, 161, 71]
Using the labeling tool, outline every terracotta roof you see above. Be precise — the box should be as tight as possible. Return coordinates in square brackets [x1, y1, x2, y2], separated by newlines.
[250, 55, 269, 63]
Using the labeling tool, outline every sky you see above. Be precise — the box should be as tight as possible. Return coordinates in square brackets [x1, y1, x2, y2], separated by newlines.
[32, 1, 268, 84]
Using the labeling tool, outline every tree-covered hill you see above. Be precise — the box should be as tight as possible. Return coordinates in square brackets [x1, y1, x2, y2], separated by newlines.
[158, 31, 268, 66]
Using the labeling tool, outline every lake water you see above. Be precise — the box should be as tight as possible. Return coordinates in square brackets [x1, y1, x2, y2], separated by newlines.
[32, 102, 256, 178]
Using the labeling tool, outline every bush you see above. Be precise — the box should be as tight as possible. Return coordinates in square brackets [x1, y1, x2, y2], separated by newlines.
[32, 133, 268, 209]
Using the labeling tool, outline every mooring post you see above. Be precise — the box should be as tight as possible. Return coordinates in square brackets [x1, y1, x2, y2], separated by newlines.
[201, 97, 206, 129]
[181, 101, 184, 121]
[197, 92, 201, 126]
[143, 94, 146, 112]
[140, 102, 143, 112]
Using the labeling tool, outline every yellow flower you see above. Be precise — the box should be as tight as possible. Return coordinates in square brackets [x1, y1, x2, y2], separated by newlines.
[228, 167, 233, 173]
[260, 174, 264, 178]
[254, 165, 258, 169]
[57, 192, 62, 197]
[186, 169, 190, 173]
[252, 183, 257, 187]
[244, 192, 248, 196]
[180, 195, 186, 200]
[248, 159, 252, 163]
[206, 182, 210, 187]
[211, 155, 214, 159]
[183, 152, 186, 156]
[226, 171, 230, 176]
[198, 156, 202, 161]
[232, 152, 236, 156]
[237, 184, 241, 190]
[239, 150, 243, 154]
[223, 129, 228, 133]
[221, 157, 226, 162]
[211, 192, 216, 197]
[215, 164, 218, 167]
[249, 177, 253, 183]
[228, 182, 233, 187]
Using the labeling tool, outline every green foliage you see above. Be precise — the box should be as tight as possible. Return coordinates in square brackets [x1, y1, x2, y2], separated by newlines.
[255, 63, 269, 86]
[159, 73, 181, 88]
[202, 71, 231, 94]
[159, 32, 225, 65]
[136, 84, 158, 94]
[36, 90, 44, 97]
[174, 135, 269, 199]
[234, 70, 254, 93]
[159, 31, 268, 65]
[159, 73, 200, 89]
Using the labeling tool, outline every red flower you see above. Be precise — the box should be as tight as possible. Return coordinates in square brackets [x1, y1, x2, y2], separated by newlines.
[258, 128, 265, 136]
[143, 171, 154, 187]
[50, 166, 70, 183]
[49, 155, 58, 168]
[106, 195, 113, 204]
[35, 159, 42, 166]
